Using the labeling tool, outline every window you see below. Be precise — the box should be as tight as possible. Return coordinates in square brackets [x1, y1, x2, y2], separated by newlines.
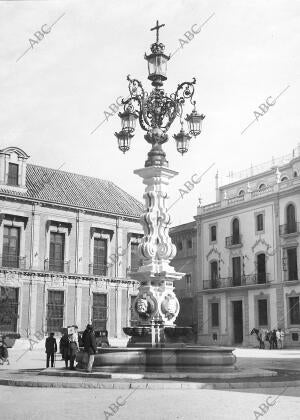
[232, 218, 240, 244]
[0, 287, 19, 332]
[258, 299, 268, 326]
[286, 204, 296, 233]
[177, 241, 183, 251]
[187, 239, 192, 248]
[281, 176, 288, 182]
[92, 293, 107, 330]
[93, 238, 107, 275]
[210, 261, 218, 288]
[7, 163, 19, 186]
[232, 256, 241, 286]
[186, 274, 192, 290]
[257, 253, 266, 283]
[210, 225, 217, 242]
[130, 242, 142, 272]
[47, 290, 64, 332]
[287, 248, 298, 280]
[2, 226, 20, 268]
[256, 214, 264, 232]
[258, 183, 266, 190]
[289, 296, 300, 324]
[211, 303, 219, 327]
[49, 232, 65, 272]
[238, 190, 245, 196]
[294, 171, 298, 178]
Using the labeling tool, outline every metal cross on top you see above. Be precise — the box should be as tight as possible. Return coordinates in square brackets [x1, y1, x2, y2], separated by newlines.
[150, 20, 165, 43]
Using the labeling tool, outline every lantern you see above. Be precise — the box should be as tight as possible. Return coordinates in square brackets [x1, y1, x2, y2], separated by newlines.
[173, 126, 191, 155]
[115, 130, 133, 153]
[118, 108, 138, 133]
[186, 104, 205, 137]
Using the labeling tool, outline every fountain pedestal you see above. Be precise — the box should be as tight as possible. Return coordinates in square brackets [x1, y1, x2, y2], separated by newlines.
[76, 163, 236, 372]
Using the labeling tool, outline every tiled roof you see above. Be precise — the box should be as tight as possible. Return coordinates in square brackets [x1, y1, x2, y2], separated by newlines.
[1, 164, 143, 218]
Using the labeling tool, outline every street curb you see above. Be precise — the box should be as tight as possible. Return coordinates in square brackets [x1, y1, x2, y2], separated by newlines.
[0, 377, 300, 390]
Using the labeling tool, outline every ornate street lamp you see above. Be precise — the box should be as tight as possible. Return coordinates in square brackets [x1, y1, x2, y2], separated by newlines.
[114, 21, 206, 347]
[115, 20, 205, 166]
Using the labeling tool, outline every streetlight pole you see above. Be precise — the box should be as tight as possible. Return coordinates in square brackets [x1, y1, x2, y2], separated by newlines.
[116, 21, 205, 346]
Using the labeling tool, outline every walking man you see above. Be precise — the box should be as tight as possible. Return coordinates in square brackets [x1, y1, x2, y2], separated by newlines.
[45, 332, 57, 368]
[83, 324, 97, 373]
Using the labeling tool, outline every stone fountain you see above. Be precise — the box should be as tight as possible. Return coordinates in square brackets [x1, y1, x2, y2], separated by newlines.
[76, 163, 236, 373]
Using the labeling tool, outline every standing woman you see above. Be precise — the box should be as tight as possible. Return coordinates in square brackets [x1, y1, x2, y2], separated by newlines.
[59, 331, 70, 369]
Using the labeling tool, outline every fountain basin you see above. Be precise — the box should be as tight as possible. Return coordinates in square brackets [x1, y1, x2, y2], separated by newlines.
[76, 346, 236, 372]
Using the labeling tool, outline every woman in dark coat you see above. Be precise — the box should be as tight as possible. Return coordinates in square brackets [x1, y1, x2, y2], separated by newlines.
[59, 332, 69, 368]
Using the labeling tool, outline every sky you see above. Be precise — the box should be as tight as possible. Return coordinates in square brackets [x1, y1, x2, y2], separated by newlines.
[0, 0, 299, 225]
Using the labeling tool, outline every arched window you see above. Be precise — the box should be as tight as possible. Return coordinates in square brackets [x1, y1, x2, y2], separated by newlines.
[286, 204, 296, 233]
[294, 171, 298, 178]
[258, 183, 266, 191]
[257, 253, 266, 283]
[281, 176, 288, 182]
[210, 260, 218, 288]
[232, 218, 240, 244]
[238, 189, 245, 196]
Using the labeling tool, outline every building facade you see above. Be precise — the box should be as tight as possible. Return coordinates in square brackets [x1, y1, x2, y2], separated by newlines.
[196, 146, 300, 347]
[0, 146, 143, 344]
[170, 222, 197, 328]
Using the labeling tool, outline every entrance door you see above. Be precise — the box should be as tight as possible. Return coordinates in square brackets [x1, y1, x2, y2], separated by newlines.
[232, 300, 243, 344]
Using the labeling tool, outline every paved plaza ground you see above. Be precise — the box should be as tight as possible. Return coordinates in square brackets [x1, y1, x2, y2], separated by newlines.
[1, 345, 300, 419]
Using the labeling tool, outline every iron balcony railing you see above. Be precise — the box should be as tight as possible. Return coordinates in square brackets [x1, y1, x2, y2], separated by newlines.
[279, 223, 300, 235]
[203, 273, 270, 289]
[44, 259, 70, 273]
[0, 253, 26, 269]
[225, 235, 242, 247]
[89, 263, 108, 276]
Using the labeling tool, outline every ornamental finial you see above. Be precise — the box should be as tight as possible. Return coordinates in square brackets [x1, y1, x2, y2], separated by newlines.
[150, 20, 165, 43]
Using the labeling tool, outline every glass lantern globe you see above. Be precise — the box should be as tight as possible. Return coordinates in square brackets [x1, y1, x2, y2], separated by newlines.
[145, 52, 169, 86]
[173, 126, 192, 155]
[118, 109, 138, 133]
[115, 130, 134, 153]
[185, 105, 205, 137]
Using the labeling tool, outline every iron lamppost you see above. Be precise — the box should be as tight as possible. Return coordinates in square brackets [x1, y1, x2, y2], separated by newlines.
[115, 21, 205, 346]
[115, 20, 205, 160]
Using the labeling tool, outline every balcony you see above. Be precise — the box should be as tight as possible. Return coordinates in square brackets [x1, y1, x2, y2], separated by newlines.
[279, 223, 300, 236]
[203, 273, 270, 289]
[0, 253, 26, 269]
[89, 263, 108, 276]
[225, 235, 242, 248]
[44, 259, 70, 273]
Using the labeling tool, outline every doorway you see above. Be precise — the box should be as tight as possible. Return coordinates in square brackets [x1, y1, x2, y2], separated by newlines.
[232, 300, 243, 344]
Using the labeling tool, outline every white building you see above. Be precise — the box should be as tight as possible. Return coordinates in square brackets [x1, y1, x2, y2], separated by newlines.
[195, 146, 300, 347]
